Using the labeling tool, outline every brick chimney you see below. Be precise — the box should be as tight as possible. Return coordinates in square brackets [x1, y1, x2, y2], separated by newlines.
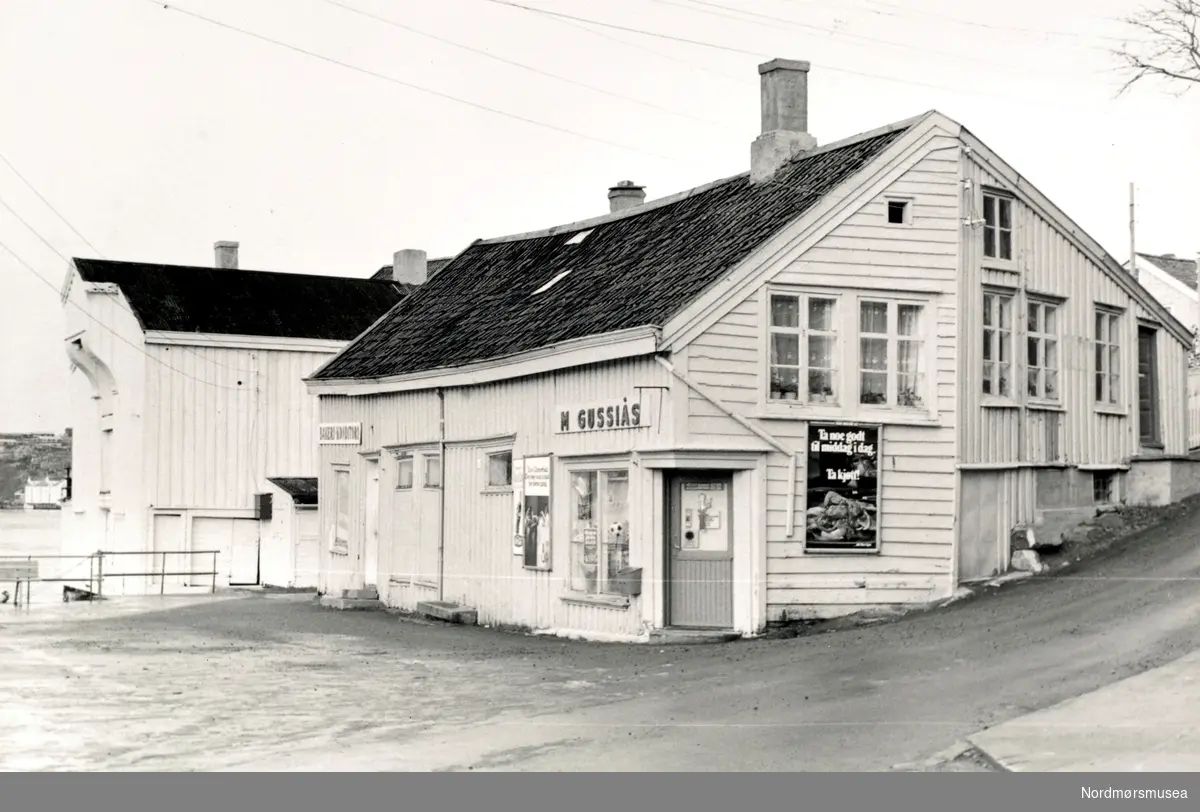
[750, 58, 818, 185]
[608, 180, 646, 213]
[214, 241, 239, 269]
[393, 249, 427, 286]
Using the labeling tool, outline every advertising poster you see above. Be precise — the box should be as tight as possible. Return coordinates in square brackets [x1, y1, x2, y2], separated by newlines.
[803, 424, 880, 554]
[521, 456, 552, 569]
[511, 458, 525, 556]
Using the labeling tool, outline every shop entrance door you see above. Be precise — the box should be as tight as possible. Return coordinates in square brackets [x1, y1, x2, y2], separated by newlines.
[666, 472, 734, 629]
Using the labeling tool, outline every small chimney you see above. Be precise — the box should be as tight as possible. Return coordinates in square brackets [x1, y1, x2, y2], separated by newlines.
[750, 58, 818, 185]
[608, 180, 646, 213]
[393, 249, 427, 286]
[214, 241, 239, 269]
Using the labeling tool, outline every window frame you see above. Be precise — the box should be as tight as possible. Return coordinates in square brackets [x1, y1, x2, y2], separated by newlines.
[484, 449, 514, 491]
[1025, 296, 1062, 406]
[981, 188, 1015, 268]
[981, 287, 1016, 404]
[394, 452, 414, 491]
[331, 465, 351, 555]
[422, 453, 442, 490]
[884, 195, 913, 226]
[767, 290, 842, 406]
[856, 297, 929, 412]
[762, 285, 939, 424]
[1094, 305, 1124, 412]
[560, 455, 635, 608]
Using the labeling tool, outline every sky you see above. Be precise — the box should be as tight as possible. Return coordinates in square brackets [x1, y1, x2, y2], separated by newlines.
[1, 0, 1197, 433]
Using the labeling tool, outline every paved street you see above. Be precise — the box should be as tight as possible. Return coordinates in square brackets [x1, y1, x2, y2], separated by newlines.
[2, 503, 1200, 772]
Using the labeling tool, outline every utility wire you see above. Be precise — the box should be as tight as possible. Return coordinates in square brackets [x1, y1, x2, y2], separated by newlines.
[854, 0, 1128, 45]
[320, 0, 736, 130]
[0, 150, 106, 258]
[484, 0, 1115, 109]
[0, 240, 247, 391]
[148, 1, 685, 163]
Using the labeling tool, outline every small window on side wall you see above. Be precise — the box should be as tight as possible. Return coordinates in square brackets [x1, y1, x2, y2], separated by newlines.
[396, 454, 414, 490]
[1093, 471, 1115, 505]
[486, 451, 513, 488]
[886, 199, 910, 225]
[424, 455, 442, 489]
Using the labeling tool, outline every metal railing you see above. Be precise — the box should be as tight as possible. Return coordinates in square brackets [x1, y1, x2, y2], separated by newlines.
[2, 549, 221, 606]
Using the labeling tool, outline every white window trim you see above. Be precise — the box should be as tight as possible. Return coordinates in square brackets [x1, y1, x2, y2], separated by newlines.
[483, 448, 515, 493]
[393, 452, 415, 491]
[981, 287, 1017, 407]
[1094, 304, 1126, 415]
[981, 188, 1017, 271]
[760, 285, 940, 425]
[330, 465, 351, 556]
[884, 195, 914, 227]
[1025, 295, 1063, 408]
[422, 453, 442, 490]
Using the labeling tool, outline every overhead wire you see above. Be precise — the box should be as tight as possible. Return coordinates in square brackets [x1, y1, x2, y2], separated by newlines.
[852, 0, 1129, 45]
[0, 150, 106, 258]
[148, 1, 688, 163]
[479, 0, 1115, 107]
[0, 240, 249, 392]
[319, 0, 738, 130]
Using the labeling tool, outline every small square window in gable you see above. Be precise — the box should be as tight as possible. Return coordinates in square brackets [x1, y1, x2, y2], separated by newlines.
[886, 198, 911, 225]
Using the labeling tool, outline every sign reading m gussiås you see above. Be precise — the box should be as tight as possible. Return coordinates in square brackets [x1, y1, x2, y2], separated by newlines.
[555, 397, 651, 434]
[318, 422, 362, 446]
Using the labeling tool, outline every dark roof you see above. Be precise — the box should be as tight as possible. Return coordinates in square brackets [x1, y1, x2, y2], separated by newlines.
[313, 125, 910, 381]
[370, 256, 453, 282]
[267, 477, 319, 504]
[1138, 253, 1197, 289]
[74, 259, 408, 341]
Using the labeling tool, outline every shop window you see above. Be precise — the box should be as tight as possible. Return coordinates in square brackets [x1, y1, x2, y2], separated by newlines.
[423, 454, 442, 489]
[768, 293, 839, 404]
[982, 290, 1014, 398]
[486, 450, 513, 488]
[395, 454, 414, 490]
[332, 467, 350, 554]
[569, 469, 630, 596]
[858, 299, 925, 408]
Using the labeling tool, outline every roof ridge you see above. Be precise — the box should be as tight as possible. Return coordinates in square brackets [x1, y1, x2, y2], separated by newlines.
[479, 111, 933, 246]
[74, 257, 387, 284]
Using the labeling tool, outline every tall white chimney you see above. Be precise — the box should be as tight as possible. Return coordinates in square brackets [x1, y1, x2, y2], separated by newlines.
[214, 241, 239, 269]
[608, 180, 646, 213]
[393, 249, 427, 286]
[750, 58, 818, 185]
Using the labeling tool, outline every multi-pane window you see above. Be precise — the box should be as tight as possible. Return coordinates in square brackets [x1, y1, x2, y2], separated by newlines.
[769, 294, 838, 403]
[982, 291, 1014, 397]
[423, 454, 442, 489]
[569, 469, 630, 596]
[486, 451, 513, 488]
[983, 191, 1013, 261]
[1026, 300, 1060, 401]
[858, 300, 925, 408]
[333, 467, 350, 554]
[395, 453, 414, 490]
[1095, 308, 1122, 405]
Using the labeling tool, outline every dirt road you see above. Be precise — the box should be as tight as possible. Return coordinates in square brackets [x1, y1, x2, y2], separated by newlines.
[2, 504, 1199, 771]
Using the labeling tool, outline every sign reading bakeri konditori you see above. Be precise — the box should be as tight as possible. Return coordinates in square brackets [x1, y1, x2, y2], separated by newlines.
[318, 422, 362, 446]
[804, 423, 880, 554]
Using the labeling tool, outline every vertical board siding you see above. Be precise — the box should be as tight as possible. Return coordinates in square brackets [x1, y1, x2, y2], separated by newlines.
[144, 346, 335, 509]
[960, 158, 1189, 468]
[1189, 369, 1200, 450]
[685, 136, 962, 619]
[317, 357, 667, 638]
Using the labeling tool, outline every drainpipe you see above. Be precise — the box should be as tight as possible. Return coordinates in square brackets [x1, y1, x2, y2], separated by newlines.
[654, 356, 799, 538]
[437, 387, 447, 601]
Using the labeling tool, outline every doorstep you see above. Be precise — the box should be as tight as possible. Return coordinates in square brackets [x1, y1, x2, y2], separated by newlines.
[416, 600, 478, 626]
[648, 628, 741, 645]
[318, 585, 384, 611]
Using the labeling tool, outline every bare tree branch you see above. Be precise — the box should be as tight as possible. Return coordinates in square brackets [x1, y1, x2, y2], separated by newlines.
[1113, 0, 1200, 95]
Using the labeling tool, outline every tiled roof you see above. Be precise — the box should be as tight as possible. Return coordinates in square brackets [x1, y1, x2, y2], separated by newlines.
[73, 259, 408, 341]
[312, 124, 910, 381]
[370, 256, 453, 282]
[1139, 252, 1198, 289]
[267, 477, 319, 505]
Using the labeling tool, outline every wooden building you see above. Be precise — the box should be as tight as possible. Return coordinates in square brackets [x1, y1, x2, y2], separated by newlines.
[59, 242, 413, 594]
[305, 58, 1192, 642]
